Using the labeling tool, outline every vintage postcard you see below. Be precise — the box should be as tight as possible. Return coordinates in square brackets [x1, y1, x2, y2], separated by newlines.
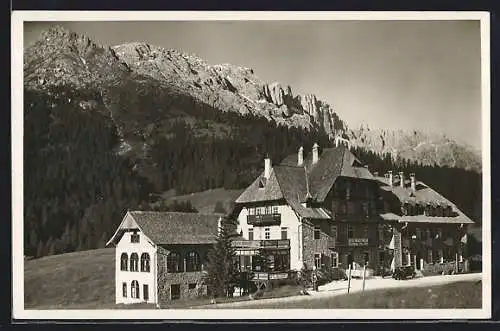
[12, 11, 491, 320]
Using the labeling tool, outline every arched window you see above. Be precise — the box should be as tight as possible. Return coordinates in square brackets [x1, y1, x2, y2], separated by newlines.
[120, 253, 128, 271]
[140, 253, 150, 272]
[131, 280, 139, 299]
[130, 253, 139, 272]
[186, 251, 201, 272]
[167, 252, 182, 273]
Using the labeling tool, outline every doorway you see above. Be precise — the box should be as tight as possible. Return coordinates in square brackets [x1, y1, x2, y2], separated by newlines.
[170, 284, 181, 300]
[347, 253, 353, 269]
[416, 252, 422, 270]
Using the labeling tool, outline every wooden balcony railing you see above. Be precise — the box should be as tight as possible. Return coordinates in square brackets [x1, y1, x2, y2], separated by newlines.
[247, 214, 281, 226]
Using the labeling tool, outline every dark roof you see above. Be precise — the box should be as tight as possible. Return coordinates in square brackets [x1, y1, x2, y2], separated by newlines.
[235, 145, 369, 219]
[107, 211, 225, 246]
[374, 176, 474, 224]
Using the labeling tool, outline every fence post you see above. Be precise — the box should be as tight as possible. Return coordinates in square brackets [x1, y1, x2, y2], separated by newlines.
[362, 264, 366, 293]
[347, 264, 352, 294]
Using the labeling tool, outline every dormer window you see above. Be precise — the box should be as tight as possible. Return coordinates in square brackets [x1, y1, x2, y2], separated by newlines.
[131, 232, 140, 243]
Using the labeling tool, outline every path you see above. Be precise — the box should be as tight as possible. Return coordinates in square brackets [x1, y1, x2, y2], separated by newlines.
[198, 272, 481, 309]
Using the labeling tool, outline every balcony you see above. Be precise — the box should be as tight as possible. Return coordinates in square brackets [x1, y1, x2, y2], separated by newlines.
[233, 239, 290, 250]
[247, 214, 281, 226]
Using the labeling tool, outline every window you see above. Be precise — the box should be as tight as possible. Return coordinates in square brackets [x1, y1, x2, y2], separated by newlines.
[140, 253, 150, 272]
[186, 251, 201, 272]
[427, 249, 433, 264]
[167, 252, 182, 273]
[122, 282, 127, 297]
[314, 226, 321, 240]
[364, 252, 370, 265]
[264, 227, 270, 240]
[331, 252, 339, 268]
[314, 253, 321, 269]
[131, 280, 139, 298]
[265, 206, 272, 214]
[378, 251, 385, 264]
[340, 201, 348, 215]
[436, 228, 443, 239]
[437, 249, 444, 263]
[120, 253, 128, 271]
[347, 225, 354, 239]
[362, 202, 370, 218]
[378, 225, 384, 242]
[331, 225, 338, 240]
[143, 284, 149, 301]
[248, 228, 254, 241]
[273, 206, 279, 214]
[256, 207, 262, 215]
[425, 228, 431, 240]
[281, 227, 288, 240]
[363, 225, 369, 238]
[131, 232, 140, 243]
[130, 253, 139, 272]
[171, 284, 181, 300]
[249, 208, 255, 215]
[188, 283, 197, 290]
[415, 227, 421, 240]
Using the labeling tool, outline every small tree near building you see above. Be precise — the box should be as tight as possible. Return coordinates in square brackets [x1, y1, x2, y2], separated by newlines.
[204, 217, 239, 298]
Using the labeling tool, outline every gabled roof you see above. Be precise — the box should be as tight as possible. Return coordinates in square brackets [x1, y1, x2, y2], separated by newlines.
[374, 176, 474, 224]
[106, 211, 225, 246]
[273, 166, 331, 219]
[235, 145, 369, 219]
[235, 168, 284, 204]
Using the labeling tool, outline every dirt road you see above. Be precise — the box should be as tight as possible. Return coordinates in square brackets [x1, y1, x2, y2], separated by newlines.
[200, 272, 481, 309]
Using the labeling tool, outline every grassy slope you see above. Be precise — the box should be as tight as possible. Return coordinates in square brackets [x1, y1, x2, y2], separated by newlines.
[231, 280, 482, 309]
[24, 248, 116, 309]
[163, 188, 244, 213]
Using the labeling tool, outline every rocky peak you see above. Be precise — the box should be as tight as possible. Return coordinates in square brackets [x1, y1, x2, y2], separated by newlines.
[23, 25, 480, 172]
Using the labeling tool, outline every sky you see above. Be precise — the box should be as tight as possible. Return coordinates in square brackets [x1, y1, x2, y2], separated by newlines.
[24, 20, 483, 149]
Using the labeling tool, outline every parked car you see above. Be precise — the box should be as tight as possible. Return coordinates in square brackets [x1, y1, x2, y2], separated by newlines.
[392, 266, 416, 280]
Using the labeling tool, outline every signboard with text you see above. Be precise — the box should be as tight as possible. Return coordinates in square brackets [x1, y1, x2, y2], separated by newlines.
[348, 238, 369, 247]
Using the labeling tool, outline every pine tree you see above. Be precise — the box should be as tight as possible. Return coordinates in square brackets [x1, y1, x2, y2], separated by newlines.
[204, 218, 239, 298]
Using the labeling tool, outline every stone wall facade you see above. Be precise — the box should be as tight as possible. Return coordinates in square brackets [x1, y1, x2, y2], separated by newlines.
[301, 221, 334, 270]
[156, 245, 210, 306]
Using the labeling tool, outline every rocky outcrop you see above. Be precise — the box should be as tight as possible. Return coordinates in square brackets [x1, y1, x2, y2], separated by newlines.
[23, 25, 481, 172]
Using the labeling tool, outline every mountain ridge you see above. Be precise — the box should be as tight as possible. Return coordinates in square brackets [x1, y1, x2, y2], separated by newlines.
[24, 25, 481, 172]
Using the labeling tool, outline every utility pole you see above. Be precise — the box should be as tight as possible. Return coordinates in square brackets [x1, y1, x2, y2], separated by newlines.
[362, 264, 367, 293]
[347, 264, 352, 294]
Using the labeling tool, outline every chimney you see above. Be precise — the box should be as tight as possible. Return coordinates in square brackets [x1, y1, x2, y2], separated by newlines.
[312, 143, 319, 164]
[264, 156, 271, 179]
[297, 146, 304, 166]
[399, 172, 404, 188]
[388, 171, 393, 187]
[410, 173, 416, 191]
[373, 171, 379, 177]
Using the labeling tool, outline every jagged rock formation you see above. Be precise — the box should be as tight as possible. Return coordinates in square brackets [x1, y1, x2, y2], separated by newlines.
[23, 25, 481, 172]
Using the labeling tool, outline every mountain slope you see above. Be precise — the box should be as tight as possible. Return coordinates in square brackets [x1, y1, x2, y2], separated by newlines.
[24, 25, 481, 172]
